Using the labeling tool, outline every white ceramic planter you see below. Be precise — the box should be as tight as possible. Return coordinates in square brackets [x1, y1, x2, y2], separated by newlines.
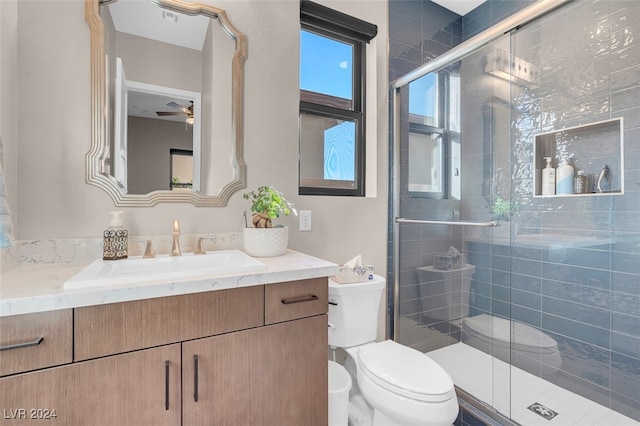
[243, 226, 289, 257]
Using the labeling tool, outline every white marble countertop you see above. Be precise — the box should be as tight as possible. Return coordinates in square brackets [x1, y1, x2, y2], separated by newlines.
[0, 250, 339, 317]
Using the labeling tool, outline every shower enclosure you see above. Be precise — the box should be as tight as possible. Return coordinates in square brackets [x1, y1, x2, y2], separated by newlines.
[389, 0, 639, 423]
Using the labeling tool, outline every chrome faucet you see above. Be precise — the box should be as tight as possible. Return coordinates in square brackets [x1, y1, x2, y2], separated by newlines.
[171, 219, 182, 256]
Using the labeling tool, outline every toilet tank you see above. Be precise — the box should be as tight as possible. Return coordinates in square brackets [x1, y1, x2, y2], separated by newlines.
[328, 275, 386, 348]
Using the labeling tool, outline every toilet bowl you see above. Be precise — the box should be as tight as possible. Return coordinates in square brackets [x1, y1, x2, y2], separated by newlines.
[352, 341, 459, 426]
[329, 276, 459, 426]
[416, 264, 561, 374]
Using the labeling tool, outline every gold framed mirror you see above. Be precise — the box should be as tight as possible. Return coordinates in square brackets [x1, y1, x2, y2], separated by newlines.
[86, 0, 246, 206]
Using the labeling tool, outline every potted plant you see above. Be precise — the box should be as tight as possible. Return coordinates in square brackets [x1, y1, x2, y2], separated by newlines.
[242, 185, 294, 257]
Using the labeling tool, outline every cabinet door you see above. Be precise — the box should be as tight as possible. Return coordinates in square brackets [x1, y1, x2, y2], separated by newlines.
[182, 329, 253, 426]
[251, 315, 328, 426]
[0, 344, 181, 426]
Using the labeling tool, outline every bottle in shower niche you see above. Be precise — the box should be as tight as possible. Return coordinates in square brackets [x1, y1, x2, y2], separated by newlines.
[574, 170, 588, 194]
[103, 211, 128, 260]
[556, 157, 574, 195]
[541, 157, 556, 195]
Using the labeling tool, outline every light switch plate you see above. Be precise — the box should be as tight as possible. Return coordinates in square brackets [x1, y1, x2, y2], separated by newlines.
[299, 210, 312, 231]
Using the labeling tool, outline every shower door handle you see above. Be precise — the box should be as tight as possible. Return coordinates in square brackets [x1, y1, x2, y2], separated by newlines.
[396, 218, 497, 227]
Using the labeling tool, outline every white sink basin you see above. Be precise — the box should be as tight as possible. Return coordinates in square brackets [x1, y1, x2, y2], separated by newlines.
[64, 250, 266, 290]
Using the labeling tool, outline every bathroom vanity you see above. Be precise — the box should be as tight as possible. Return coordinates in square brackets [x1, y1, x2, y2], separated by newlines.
[0, 249, 337, 425]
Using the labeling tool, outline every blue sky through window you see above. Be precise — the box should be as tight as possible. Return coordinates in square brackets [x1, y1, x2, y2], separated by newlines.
[409, 73, 437, 119]
[300, 30, 353, 100]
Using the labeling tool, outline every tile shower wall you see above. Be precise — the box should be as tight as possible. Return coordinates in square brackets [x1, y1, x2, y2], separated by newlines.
[471, 1, 639, 420]
[390, 0, 640, 422]
[389, 0, 464, 350]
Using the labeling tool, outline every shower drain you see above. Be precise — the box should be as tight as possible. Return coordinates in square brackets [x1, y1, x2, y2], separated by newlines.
[527, 402, 559, 420]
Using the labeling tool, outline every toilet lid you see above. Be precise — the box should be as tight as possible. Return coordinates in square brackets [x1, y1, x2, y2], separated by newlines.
[358, 340, 455, 403]
[463, 314, 558, 352]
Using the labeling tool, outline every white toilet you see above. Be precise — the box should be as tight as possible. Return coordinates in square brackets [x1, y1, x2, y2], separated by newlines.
[416, 264, 562, 374]
[328, 275, 459, 426]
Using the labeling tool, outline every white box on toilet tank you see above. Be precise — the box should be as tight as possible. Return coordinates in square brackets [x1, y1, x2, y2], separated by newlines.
[328, 275, 385, 348]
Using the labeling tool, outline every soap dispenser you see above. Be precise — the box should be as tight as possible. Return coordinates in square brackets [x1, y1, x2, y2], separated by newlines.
[556, 157, 574, 195]
[541, 157, 555, 195]
[103, 211, 128, 260]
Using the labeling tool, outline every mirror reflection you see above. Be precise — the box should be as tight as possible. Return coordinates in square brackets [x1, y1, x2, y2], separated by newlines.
[170, 149, 194, 190]
[406, 67, 461, 200]
[86, 0, 246, 206]
[408, 129, 443, 194]
[407, 73, 446, 199]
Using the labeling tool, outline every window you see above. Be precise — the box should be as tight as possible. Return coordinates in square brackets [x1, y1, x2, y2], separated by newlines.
[170, 149, 193, 190]
[299, 0, 377, 196]
[407, 72, 448, 199]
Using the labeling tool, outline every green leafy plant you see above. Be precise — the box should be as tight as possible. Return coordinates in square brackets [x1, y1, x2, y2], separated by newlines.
[243, 185, 293, 228]
[491, 196, 518, 221]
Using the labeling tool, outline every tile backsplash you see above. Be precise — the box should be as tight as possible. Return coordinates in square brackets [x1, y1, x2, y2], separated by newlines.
[0, 232, 243, 271]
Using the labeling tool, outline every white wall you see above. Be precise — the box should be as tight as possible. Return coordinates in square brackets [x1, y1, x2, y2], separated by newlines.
[1, 0, 18, 236]
[10, 0, 388, 275]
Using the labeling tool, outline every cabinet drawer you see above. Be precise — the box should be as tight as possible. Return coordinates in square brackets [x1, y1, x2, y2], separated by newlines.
[0, 309, 72, 376]
[265, 278, 328, 324]
[74, 285, 264, 361]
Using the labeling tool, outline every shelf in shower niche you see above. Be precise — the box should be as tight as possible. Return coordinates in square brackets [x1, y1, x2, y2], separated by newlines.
[533, 118, 624, 197]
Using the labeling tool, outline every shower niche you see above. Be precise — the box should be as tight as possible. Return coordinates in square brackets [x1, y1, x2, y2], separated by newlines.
[533, 118, 624, 197]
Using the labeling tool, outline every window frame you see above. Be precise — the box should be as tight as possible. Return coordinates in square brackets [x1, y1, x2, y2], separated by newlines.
[407, 71, 451, 199]
[299, 0, 377, 197]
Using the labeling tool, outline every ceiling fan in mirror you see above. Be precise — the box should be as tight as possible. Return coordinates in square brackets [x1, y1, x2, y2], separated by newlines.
[156, 101, 194, 125]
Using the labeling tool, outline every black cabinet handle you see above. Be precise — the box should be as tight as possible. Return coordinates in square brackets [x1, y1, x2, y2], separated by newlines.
[281, 294, 319, 305]
[0, 336, 44, 351]
[194, 354, 199, 402]
[165, 360, 170, 411]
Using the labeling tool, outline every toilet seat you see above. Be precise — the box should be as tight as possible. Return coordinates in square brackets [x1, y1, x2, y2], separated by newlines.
[463, 314, 558, 354]
[357, 340, 455, 403]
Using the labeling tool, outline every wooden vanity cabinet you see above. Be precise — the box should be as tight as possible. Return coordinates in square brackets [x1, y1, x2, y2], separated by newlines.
[182, 278, 328, 426]
[251, 315, 328, 426]
[0, 278, 329, 426]
[0, 344, 182, 425]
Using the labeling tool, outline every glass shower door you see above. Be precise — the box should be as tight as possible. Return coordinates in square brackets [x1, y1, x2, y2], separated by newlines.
[392, 34, 516, 420]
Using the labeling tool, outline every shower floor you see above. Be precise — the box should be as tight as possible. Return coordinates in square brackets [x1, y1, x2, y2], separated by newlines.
[428, 343, 638, 426]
